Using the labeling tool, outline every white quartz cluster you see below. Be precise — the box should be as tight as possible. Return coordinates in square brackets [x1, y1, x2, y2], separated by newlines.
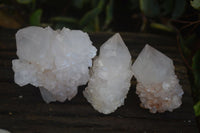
[12, 26, 184, 114]
[12, 26, 97, 103]
[83, 33, 133, 114]
[132, 44, 183, 113]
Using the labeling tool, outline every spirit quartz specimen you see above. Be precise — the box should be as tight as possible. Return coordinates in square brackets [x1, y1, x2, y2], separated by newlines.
[132, 44, 184, 113]
[83, 33, 133, 114]
[12, 26, 97, 103]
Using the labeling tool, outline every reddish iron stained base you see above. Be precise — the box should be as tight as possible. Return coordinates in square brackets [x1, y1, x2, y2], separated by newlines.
[136, 81, 182, 113]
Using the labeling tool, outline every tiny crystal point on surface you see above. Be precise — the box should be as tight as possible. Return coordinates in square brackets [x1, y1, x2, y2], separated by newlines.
[83, 33, 133, 114]
[12, 26, 97, 103]
[132, 44, 183, 113]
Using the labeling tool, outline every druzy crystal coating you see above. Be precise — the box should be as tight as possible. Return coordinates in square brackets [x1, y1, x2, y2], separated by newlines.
[83, 33, 133, 114]
[12, 26, 97, 103]
[132, 44, 183, 113]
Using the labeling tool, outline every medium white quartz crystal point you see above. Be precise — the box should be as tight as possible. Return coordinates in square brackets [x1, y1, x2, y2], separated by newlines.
[83, 33, 133, 114]
[132, 44, 184, 113]
[12, 26, 97, 103]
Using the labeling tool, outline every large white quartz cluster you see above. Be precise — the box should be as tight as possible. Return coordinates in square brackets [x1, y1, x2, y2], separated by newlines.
[83, 33, 133, 114]
[132, 44, 184, 113]
[12, 26, 97, 103]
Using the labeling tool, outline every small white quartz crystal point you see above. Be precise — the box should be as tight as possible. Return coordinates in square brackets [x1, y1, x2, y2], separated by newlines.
[132, 44, 184, 113]
[83, 33, 133, 114]
[12, 26, 97, 103]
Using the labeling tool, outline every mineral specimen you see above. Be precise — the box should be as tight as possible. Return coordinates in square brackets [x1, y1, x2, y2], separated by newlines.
[83, 33, 133, 114]
[132, 44, 183, 113]
[12, 26, 97, 103]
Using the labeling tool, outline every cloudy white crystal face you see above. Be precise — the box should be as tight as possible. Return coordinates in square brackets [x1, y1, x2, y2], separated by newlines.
[83, 33, 133, 114]
[132, 44, 184, 113]
[12, 26, 97, 103]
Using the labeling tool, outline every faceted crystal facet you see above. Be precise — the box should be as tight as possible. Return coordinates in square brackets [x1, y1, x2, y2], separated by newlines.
[83, 33, 133, 114]
[12, 26, 97, 103]
[132, 44, 183, 113]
